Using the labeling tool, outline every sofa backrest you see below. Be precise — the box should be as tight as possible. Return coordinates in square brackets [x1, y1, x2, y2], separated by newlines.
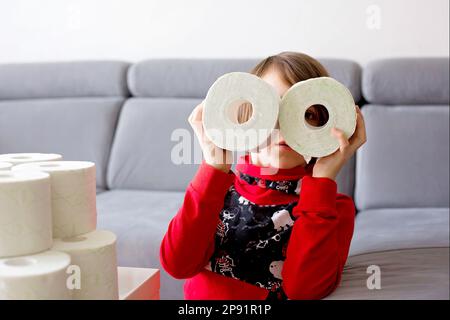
[0, 61, 129, 188]
[355, 58, 449, 210]
[106, 58, 362, 194]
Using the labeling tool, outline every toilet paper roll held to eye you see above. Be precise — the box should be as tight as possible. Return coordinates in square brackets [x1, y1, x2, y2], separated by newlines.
[0, 153, 62, 165]
[203, 72, 280, 152]
[279, 77, 357, 158]
[0, 170, 52, 258]
[0, 162, 13, 171]
[12, 161, 97, 239]
[0, 250, 71, 300]
[52, 230, 119, 300]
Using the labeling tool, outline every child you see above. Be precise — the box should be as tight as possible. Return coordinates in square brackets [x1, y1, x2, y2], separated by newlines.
[160, 52, 367, 300]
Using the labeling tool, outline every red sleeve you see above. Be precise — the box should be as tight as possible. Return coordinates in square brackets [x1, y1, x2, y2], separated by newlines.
[159, 161, 235, 279]
[281, 175, 355, 299]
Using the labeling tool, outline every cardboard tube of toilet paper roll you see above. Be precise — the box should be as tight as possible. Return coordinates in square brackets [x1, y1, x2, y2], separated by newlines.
[279, 77, 357, 158]
[0, 162, 13, 171]
[0, 170, 52, 258]
[203, 72, 280, 151]
[0, 250, 71, 300]
[13, 161, 97, 238]
[0, 153, 62, 165]
[52, 230, 118, 300]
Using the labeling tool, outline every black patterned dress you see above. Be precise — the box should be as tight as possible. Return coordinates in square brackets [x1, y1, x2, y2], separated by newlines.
[205, 171, 304, 300]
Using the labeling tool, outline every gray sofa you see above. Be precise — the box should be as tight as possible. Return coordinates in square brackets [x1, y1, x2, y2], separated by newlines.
[0, 58, 448, 300]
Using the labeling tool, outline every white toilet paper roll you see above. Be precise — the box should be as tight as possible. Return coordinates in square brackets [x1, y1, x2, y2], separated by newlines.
[13, 161, 97, 238]
[0, 170, 52, 258]
[279, 77, 357, 158]
[52, 230, 118, 300]
[203, 72, 280, 151]
[0, 162, 12, 171]
[0, 153, 62, 165]
[0, 250, 71, 300]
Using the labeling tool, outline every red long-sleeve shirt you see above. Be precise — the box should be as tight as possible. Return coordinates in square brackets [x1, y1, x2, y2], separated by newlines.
[160, 156, 355, 300]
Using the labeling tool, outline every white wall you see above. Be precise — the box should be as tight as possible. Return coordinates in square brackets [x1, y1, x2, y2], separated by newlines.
[0, 0, 448, 64]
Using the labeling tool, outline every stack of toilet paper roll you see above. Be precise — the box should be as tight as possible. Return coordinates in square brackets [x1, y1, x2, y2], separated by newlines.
[0, 153, 118, 300]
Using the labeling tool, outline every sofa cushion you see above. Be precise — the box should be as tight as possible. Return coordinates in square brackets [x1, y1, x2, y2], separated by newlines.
[107, 98, 202, 191]
[128, 58, 362, 102]
[355, 104, 449, 210]
[326, 247, 449, 300]
[335, 155, 355, 198]
[349, 208, 450, 256]
[320, 59, 362, 103]
[0, 61, 129, 100]
[362, 58, 449, 105]
[96, 187, 106, 194]
[128, 59, 258, 98]
[96, 189, 185, 300]
[0, 98, 124, 188]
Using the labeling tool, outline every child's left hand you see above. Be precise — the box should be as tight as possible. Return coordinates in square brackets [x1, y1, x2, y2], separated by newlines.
[312, 105, 367, 181]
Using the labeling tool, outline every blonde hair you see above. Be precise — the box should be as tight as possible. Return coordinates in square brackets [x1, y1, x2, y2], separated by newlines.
[251, 51, 329, 84]
[237, 51, 329, 123]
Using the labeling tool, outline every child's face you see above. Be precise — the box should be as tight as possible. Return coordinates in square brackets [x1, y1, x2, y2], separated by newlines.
[250, 68, 308, 169]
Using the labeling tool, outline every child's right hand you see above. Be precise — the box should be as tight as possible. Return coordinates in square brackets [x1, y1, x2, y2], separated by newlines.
[188, 102, 232, 173]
